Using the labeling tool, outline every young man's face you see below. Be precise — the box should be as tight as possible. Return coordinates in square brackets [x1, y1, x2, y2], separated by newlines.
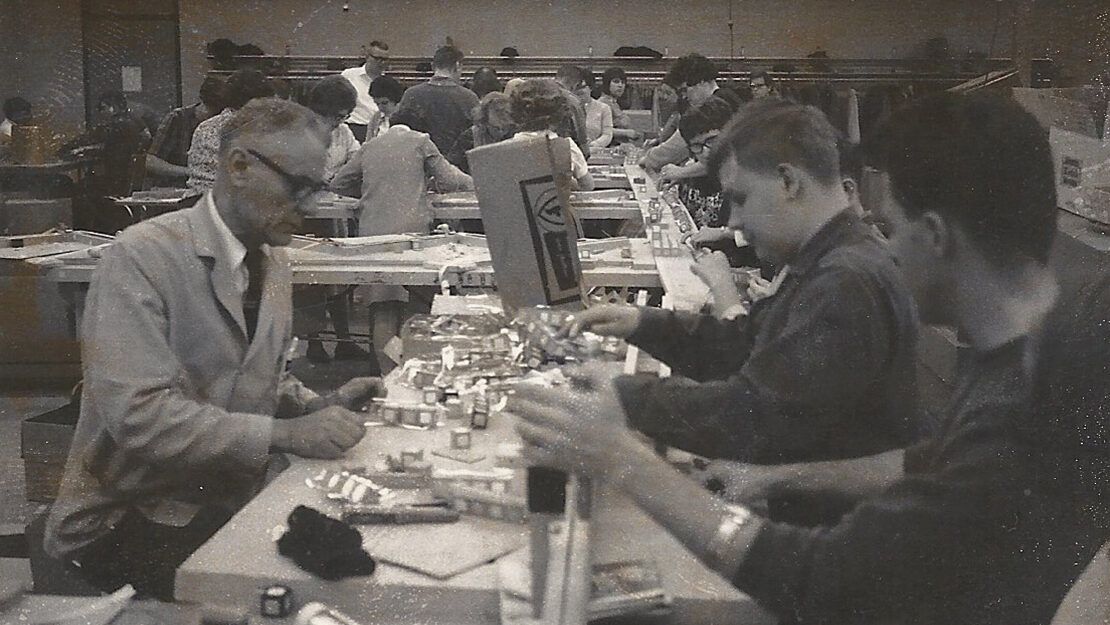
[685, 81, 716, 108]
[373, 97, 398, 118]
[364, 46, 390, 76]
[870, 171, 948, 324]
[718, 154, 801, 267]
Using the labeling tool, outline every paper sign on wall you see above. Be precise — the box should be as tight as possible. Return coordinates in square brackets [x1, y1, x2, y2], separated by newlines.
[122, 66, 142, 92]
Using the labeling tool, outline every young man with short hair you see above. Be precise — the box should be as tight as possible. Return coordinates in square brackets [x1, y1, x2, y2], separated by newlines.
[510, 92, 1110, 624]
[340, 39, 390, 142]
[397, 45, 479, 167]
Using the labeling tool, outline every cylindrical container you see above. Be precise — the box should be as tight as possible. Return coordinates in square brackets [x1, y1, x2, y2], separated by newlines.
[293, 602, 364, 625]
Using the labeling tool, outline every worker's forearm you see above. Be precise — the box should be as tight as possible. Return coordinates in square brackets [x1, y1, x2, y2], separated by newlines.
[146, 154, 188, 179]
[766, 449, 905, 502]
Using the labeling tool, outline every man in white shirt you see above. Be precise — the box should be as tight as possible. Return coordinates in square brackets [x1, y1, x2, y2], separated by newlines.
[340, 40, 390, 142]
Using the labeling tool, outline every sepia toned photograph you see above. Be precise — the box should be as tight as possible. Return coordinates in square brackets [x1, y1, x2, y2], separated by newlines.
[0, 1, 1108, 623]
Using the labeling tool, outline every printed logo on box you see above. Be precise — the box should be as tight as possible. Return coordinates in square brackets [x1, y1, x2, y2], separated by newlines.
[1061, 156, 1082, 188]
[519, 175, 580, 305]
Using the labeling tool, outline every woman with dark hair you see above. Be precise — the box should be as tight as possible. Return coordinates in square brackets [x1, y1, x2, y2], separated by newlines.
[659, 97, 734, 229]
[575, 71, 614, 149]
[469, 67, 502, 99]
[448, 91, 516, 173]
[599, 67, 642, 142]
[297, 75, 366, 363]
[507, 79, 594, 190]
[187, 69, 274, 191]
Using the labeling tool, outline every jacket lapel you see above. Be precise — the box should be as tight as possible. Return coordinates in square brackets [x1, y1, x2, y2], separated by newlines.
[189, 194, 248, 341]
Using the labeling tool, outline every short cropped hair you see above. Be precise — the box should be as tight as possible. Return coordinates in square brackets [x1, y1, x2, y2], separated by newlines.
[223, 69, 275, 110]
[863, 92, 1057, 265]
[433, 46, 464, 70]
[678, 54, 719, 86]
[308, 75, 358, 118]
[218, 97, 329, 155]
[679, 97, 735, 141]
[369, 75, 405, 103]
[705, 98, 841, 187]
[3, 97, 30, 118]
[198, 76, 225, 111]
[510, 79, 568, 132]
[97, 90, 128, 112]
[368, 40, 389, 52]
[555, 64, 584, 88]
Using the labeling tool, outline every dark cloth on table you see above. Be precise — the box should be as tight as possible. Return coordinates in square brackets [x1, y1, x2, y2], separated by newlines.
[147, 104, 202, 188]
[737, 275, 1110, 624]
[69, 507, 231, 601]
[616, 210, 921, 525]
[397, 76, 479, 168]
[86, 113, 150, 196]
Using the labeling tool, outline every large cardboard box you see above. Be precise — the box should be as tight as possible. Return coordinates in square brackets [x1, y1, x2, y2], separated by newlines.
[468, 135, 585, 312]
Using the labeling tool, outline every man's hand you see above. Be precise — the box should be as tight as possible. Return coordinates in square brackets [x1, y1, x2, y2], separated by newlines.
[506, 365, 639, 483]
[559, 304, 641, 339]
[271, 406, 366, 459]
[686, 226, 733, 248]
[659, 163, 683, 182]
[305, 377, 384, 413]
[691, 459, 774, 505]
[691, 250, 735, 291]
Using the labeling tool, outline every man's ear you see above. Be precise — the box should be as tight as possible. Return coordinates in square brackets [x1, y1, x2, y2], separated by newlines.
[920, 211, 956, 259]
[777, 163, 802, 199]
[225, 147, 251, 186]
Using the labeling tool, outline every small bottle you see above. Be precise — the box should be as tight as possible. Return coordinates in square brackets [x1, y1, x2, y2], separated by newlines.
[294, 603, 364, 625]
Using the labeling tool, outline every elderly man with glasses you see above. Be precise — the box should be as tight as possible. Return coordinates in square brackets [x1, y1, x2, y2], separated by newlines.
[45, 98, 382, 601]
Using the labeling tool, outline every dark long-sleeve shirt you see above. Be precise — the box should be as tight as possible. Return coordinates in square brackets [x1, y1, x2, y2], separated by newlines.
[734, 276, 1110, 625]
[616, 211, 921, 466]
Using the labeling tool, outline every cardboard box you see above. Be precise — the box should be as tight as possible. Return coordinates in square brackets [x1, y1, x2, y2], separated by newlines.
[468, 135, 585, 312]
[21, 401, 78, 502]
[1050, 127, 1110, 225]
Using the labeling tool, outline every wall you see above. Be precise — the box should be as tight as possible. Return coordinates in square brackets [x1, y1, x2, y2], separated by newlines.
[178, 0, 1009, 101]
[0, 0, 86, 136]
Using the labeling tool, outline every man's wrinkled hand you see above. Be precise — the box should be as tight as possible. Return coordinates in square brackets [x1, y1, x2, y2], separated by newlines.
[271, 406, 366, 459]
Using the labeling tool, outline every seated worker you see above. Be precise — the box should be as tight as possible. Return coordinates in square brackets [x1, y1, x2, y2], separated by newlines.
[330, 105, 473, 373]
[297, 75, 366, 363]
[62, 90, 152, 211]
[656, 97, 735, 230]
[369, 74, 405, 131]
[146, 76, 224, 188]
[576, 71, 614, 149]
[187, 69, 275, 192]
[45, 98, 380, 601]
[397, 45, 479, 169]
[508, 79, 595, 192]
[640, 55, 739, 171]
[0, 96, 32, 142]
[552, 99, 918, 525]
[598, 67, 642, 143]
[340, 39, 390, 142]
[552, 64, 591, 159]
[749, 70, 778, 100]
[508, 92, 1110, 625]
[447, 91, 517, 174]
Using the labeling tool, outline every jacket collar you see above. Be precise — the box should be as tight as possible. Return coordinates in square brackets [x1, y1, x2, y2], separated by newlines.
[788, 209, 869, 277]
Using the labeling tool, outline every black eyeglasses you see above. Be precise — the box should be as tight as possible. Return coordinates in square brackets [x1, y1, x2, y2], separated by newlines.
[684, 134, 718, 158]
[246, 149, 326, 202]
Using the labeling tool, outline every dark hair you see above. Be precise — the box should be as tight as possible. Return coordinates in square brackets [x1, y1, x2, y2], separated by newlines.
[662, 62, 685, 89]
[308, 75, 358, 118]
[3, 96, 31, 118]
[223, 69, 275, 110]
[471, 67, 502, 98]
[369, 75, 405, 103]
[219, 97, 329, 155]
[500, 46, 520, 58]
[863, 92, 1057, 265]
[750, 70, 774, 87]
[555, 64, 584, 88]
[580, 69, 597, 96]
[601, 68, 627, 97]
[706, 98, 841, 186]
[390, 104, 430, 133]
[368, 40, 389, 52]
[510, 79, 568, 131]
[433, 46, 464, 70]
[198, 76, 225, 110]
[97, 90, 128, 112]
[679, 97, 735, 141]
[678, 54, 719, 86]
